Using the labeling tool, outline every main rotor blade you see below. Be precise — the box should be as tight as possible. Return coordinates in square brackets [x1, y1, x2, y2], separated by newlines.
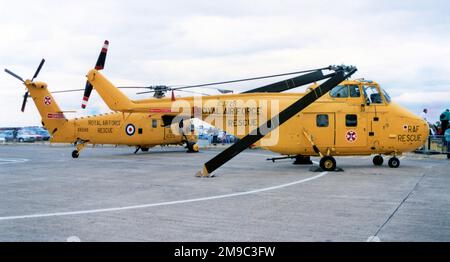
[32, 59, 45, 81]
[4, 68, 24, 83]
[21, 91, 29, 112]
[242, 70, 328, 93]
[51, 88, 85, 94]
[136, 90, 155, 95]
[198, 67, 357, 176]
[171, 67, 330, 90]
[176, 89, 210, 96]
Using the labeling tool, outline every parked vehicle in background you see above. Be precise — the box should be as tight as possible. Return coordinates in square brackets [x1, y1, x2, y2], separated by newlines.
[16, 129, 37, 142]
[0, 134, 6, 143]
[36, 129, 50, 141]
[0, 130, 15, 142]
[22, 126, 49, 141]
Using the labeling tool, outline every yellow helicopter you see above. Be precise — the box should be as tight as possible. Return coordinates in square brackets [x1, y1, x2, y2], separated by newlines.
[81, 51, 428, 176]
[4, 41, 199, 158]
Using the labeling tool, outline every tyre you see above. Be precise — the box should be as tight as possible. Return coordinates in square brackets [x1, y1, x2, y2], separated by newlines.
[320, 156, 336, 171]
[18, 138, 24, 143]
[141, 147, 150, 152]
[72, 150, 79, 159]
[388, 157, 400, 168]
[373, 155, 383, 166]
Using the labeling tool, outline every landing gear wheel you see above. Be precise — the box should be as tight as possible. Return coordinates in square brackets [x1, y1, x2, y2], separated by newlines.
[373, 155, 383, 166]
[72, 150, 79, 159]
[186, 142, 199, 153]
[320, 156, 336, 171]
[388, 157, 400, 168]
[141, 147, 149, 152]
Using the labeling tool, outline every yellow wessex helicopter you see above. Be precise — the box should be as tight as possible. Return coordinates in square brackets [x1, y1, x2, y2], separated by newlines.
[4, 41, 199, 158]
[80, 43, 428, 176]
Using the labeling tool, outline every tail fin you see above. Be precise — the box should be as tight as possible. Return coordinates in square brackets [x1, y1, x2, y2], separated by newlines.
[86, 69, 135, 112]
[25, 80, 73, 141]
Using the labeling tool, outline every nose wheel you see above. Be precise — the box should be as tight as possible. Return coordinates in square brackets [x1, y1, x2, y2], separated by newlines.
[388, 157, 400, 168]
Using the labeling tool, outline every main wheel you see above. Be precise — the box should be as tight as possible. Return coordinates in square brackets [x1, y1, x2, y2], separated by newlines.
[72, 150, 79, 159]
[141, 147, 150, 152]
[187, 142, 199, 153]
[373, 155, 383, 166]
[388, 157, 400, 168]
[320, 156, 336, 171]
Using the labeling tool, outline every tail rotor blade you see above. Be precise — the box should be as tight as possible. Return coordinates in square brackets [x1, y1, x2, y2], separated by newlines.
[81, 81, 93, 109]
[4, 68, 25, 83]
[95, 40, 109, 70]
[82, 40, 109, 109]
[21, 91, 29, 112]
[32, 59, 45, 81]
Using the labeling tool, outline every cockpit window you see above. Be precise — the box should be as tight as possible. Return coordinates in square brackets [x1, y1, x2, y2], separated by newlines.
[348, 85, 361, 97]
[330, 85, 349, 98]
[363, 85, 383, 104]
[381, 88, 391, 103]
[330, 85, 361, 98]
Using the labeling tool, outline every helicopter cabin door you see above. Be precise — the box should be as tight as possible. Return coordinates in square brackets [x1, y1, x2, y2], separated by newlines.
[302, 113, 335, 151]
[330, 84, 368, 148]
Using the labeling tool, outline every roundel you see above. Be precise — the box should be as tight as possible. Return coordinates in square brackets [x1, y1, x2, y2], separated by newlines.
[44, 96, 52, 105]
[125, 124, 135, 136]
[345, 130, 357, 142]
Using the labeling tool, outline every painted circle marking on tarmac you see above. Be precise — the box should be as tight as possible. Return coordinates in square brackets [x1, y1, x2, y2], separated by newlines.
[0, 158, 29, 165]
[125, 124, 135, 136]
[0, 172, 328, 221]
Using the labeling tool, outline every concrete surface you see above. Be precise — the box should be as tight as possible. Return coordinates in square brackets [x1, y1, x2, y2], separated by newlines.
[0, 144, 449, 242]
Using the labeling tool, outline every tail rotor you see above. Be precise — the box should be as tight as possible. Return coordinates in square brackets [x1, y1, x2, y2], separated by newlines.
[4, 58, 46, 112]
[82, 40, 109, 109]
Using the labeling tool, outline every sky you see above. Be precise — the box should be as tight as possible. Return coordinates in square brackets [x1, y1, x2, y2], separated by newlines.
[0, 0, 449, 127]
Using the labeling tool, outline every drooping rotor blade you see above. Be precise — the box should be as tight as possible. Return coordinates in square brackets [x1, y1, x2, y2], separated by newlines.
[4, 68, 25, 83]
[197, 66, 357, 176]
[82, 40, 109, 109]
[21, 91, 29, 112]
[170, 67, 330, 91]
[31, 59, 45, 81]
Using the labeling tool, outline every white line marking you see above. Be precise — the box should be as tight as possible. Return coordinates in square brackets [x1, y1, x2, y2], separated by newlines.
[0, 172, 328, 221]
[0, 158, 28, 165]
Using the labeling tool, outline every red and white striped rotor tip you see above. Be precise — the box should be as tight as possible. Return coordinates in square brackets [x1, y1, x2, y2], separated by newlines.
[81, 96, 89, 109]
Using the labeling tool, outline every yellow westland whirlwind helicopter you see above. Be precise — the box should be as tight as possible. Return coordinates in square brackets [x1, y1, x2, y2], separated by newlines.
[80, 43, 428, 176]
[4, 41, 199, 158]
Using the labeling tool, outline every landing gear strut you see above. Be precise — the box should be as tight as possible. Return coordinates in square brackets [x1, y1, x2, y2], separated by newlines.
[72, 140, 87, 159]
